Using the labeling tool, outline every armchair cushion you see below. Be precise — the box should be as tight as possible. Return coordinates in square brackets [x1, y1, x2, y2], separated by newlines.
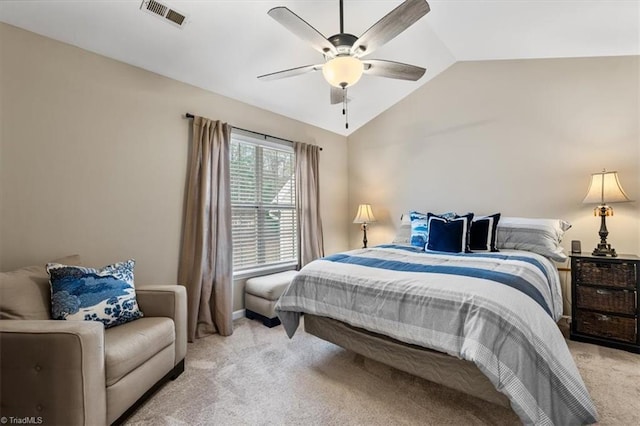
[0, 255, 81, 320]
[104, 317, 174, 386]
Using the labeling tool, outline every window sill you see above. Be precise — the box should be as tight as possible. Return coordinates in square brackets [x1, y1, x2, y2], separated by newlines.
[233, 262, 298, 281]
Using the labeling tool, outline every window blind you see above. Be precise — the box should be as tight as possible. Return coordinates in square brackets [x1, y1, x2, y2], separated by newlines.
[230, 132, 297, 272]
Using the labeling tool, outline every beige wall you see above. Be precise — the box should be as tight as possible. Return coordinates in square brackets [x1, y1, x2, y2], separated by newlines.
[0, 23, 349, 311]
[348, 57, 640, 258]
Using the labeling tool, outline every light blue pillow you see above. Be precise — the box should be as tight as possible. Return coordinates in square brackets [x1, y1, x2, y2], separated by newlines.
[410, 211, 456, 248]
[47, 259, 143, 328]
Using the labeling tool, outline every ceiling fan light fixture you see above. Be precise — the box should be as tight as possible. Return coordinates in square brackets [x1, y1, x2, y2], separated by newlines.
[322, 56, 363, 88]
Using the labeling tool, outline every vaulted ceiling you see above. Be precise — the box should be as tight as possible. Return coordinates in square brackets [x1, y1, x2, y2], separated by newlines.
[1, 0, 638, 135]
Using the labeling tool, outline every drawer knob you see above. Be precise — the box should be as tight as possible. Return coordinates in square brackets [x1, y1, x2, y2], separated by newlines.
[596, 314, 611, 321]
[596, 289, 612, 295]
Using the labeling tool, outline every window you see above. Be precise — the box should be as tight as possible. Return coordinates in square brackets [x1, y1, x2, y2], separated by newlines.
[230, 131, 297, 273]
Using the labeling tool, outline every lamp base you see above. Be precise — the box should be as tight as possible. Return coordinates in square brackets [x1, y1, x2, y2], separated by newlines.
[361, 223, 368, 249]
[592, 205, 617, 257]
[592, 243, 617, 257]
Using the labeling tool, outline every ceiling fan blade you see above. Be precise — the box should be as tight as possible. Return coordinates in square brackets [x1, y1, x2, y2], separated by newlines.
[268, 7, 337, 56]
[351, 0, 430, 57]
[258, 64, 322, 81]
[362, 60, 426, 81]
[330, 86, 345, 104]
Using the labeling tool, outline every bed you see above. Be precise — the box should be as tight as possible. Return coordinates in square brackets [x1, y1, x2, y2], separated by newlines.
[275, 244, 598, 425]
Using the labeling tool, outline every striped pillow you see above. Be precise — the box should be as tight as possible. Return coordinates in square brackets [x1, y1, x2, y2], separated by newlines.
[496, 217, 571, 261]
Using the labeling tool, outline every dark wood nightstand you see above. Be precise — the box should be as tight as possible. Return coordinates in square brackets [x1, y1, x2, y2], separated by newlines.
[570, 253, 639, 353]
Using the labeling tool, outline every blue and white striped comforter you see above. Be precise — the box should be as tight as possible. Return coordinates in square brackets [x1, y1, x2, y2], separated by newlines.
[275, 245, 598, 425]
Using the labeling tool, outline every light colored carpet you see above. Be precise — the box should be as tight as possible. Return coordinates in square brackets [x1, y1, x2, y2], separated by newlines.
[126, 318, 640, 425]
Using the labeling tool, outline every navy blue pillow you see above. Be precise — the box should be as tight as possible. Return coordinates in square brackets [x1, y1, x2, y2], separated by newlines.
[410, 211, 457, 249]
[426, 213, 474, 253]
[470, 213, 501, 252]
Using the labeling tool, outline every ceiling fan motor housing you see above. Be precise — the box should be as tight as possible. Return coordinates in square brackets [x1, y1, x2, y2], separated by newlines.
[327, 33, 360, 56]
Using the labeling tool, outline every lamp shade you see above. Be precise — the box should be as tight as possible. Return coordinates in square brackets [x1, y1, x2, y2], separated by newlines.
[353, 204, 376, 224]
[583, 170, 631, 205]
[322, 56, 363, 88]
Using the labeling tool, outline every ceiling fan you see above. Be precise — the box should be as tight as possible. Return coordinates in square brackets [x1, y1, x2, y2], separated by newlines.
[258, 0, 431, 110]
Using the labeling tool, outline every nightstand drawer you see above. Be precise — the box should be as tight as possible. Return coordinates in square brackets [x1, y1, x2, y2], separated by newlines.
[576, 286, 636, 315]
[575, 260, 636, 289]
[575, 310, 636, 343]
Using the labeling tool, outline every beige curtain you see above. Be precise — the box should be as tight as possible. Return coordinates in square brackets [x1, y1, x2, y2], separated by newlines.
[294, 142, 324, 267]
[178, 116, 233, 341]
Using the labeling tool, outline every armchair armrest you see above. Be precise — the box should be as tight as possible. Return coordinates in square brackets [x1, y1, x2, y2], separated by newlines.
[136, 285, 187, 365]
[0, 320, 107, 426]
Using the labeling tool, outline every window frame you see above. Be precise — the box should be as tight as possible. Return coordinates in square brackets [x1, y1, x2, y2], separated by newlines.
[230, 130, 298, 278]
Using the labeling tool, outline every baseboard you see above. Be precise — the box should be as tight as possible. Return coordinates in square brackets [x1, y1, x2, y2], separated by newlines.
[233, 309, 246, 320]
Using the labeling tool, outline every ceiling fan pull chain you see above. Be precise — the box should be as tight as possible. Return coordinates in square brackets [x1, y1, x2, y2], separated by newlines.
[342, 88, 346, 115]
[344, 87, 349, 129]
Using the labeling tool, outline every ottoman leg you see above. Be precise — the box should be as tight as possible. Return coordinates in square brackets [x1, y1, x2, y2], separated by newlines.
[245, 309, 281, 328]
[263, 316, 281, 328]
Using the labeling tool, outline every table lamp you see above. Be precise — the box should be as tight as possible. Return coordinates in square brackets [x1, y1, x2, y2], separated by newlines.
[582, 169, 631, 257]
[353, 204, 376, 249]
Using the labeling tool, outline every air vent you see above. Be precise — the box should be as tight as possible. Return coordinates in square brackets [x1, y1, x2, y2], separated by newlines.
[140, 0, 188, 29]
[165, 9, 186, 26]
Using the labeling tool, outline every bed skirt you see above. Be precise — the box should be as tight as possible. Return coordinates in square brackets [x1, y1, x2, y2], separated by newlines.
[304, 314, 511, 409]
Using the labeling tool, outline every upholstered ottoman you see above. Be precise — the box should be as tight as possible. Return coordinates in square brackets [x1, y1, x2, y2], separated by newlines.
[245, 270, 297, 327]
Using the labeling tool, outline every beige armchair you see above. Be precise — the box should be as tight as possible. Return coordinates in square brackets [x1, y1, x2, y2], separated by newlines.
[0, 258, 187, 425]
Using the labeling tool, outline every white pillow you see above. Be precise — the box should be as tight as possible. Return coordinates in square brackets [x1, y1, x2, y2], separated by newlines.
[391, 213, 412, 244]
[496, 217, 571, 261]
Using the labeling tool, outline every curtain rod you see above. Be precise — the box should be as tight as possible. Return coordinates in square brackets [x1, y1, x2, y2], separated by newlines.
[184, 113, 322, 150]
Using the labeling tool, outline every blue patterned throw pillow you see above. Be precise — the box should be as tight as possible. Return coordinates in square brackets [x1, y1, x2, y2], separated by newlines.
[409, 211, 430, 248]
[47, 259, 143, 328]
